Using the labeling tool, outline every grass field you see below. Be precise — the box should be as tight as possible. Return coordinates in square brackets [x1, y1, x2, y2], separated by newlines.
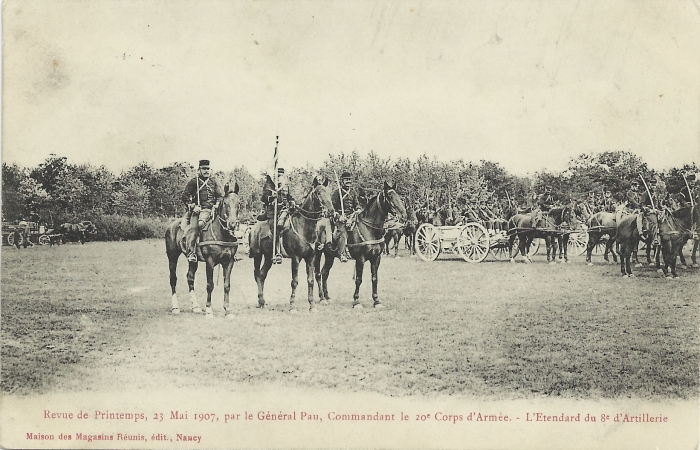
[1, 239, 698, 399]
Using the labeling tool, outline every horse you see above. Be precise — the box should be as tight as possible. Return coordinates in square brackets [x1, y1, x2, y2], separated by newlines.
[548, 205, 578, 263]
[506, 209, 558, 263]
[675, 204, 700, 268]
[402, 208, 418, 255]
[585, 212, 618, 265]
[615, 211, 658, 277]
[165, 182, 241, 317]
[313, 217, 348, 303]
[58, 221, 98, 244]
[657, 206, 695, 278]
[248, 176, 335, 313]
[346, 182, 406, 309]
[383, 215, 405, 257]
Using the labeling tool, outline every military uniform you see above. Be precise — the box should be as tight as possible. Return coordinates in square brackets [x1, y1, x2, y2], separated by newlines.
[603, 193, 616, 213]
[181, 160, 224, 261]
[537, 192, 555, 212]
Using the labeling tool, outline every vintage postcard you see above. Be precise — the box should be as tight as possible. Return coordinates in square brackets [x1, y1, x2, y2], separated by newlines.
[2, 1, 698, 449]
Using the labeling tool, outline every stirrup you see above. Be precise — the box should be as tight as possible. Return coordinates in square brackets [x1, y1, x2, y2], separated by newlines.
[274, 253, 283, 264]
[187, 252, 198, 262]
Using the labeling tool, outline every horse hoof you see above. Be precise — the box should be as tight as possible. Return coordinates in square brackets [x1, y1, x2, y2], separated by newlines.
[192, 307, 202, 314]
[509, 259, 515, 264]
[289, 309, 298, 315]
[587, 262, 594, 267]
[319, 300, 329, 306]
[309, 307, 318, 313]
[628, 273, 636, 278]
[666, 275, 673, 279]
[171, 308, 180, 315]
[621, 274, 628, 278]
[374, 303, 384, 309]
[656, 269, 664, 274]
[353, 304, 363, 310]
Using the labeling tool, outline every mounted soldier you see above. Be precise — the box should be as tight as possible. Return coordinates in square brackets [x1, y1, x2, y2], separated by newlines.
[332, 171, 367, 220]
[181, 160, 224, 262]
[257, 168, 294, 263]
[678, 173, 697, 207]
[603, 190, 616, 213]
[530, 185, 554, 226]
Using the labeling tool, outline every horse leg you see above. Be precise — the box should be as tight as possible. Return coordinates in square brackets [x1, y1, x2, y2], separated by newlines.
[523, 236, 533, 263]
[547, 236, 555, 264]
[646, 241, 653, 265]
[604, 238, 614, 265]
[253, 254, 267, 308]
[610, 236, 618, 263]
[321, 255, 335, 302]
[352, 257, 365, 308]
[585, 233, 597, 265]
[168, 252, 180, 314]
[677, 239, 687, 269]
[305, 256, 317, 312]
[562, 234, 569, 263]
[394, 235, 399, 257]
[187, 260, 202, 313]
[692, 238, 699, 267]
[289, 257, 300, 313]
[314, 253, 325, 303]
[370, 254, 382, 308]
[204, 261, 215, 318]
[222, 259, 235, 317]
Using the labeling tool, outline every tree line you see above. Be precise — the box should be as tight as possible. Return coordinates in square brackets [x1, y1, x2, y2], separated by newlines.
[2, 151, 697, 226]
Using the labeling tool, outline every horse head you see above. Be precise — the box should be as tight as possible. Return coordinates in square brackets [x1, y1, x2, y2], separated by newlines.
[380, 181, 407, 222]
[219, 182, 241, 233]
[306, 176, 335, 218]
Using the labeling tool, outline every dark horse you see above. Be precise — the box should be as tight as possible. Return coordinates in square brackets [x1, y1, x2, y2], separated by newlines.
[657, 207, 695, 278]
[313, 217, 348, 303]
[165, 182, 241, 317]
[677, 203, 700, 268]
[548, 205, 577, 263]
[507, 209, 562, 263]
[345, 182, 406, 308]
[585, 212, 618, 266]
[248, 176, 335, 313]
[59, 221, 98, 244]
[383, 215, 406, 257]
[617, 210, 657, 277]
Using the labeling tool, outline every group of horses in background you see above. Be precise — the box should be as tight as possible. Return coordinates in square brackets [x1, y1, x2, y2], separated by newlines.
[584, 202, 699, 278]
[165, 175, 407, 316]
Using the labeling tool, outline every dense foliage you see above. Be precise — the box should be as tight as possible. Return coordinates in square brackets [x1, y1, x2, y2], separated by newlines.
[2, 151, 696, 240]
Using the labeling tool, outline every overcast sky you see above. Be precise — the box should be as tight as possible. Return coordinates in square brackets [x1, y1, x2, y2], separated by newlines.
[3, 0, 699, 176]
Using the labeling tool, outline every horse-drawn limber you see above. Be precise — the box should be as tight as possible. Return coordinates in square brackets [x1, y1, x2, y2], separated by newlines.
[1, 221, 58, 246]
[414, 222, 538, 262]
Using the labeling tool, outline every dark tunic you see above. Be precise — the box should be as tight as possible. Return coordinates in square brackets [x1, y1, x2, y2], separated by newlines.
[332, 186, 365, 213]
[182, 176, 224, 209]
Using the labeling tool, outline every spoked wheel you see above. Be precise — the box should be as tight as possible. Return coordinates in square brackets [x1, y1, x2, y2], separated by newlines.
[490, 244, 510, 260]
[511, 235, 539, 257]
[7, 233, 22, 247]
[457, 223, 490, 263]
[415, 223, 441, 261]
[567, 230, 588, 256]
[39, 235, 51, 245]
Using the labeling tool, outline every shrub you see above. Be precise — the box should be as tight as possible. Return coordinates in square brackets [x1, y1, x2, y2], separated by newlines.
[90, 215, 171, 241]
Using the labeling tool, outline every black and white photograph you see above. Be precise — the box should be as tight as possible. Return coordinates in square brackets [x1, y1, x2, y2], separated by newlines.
[1, 1, 698, 448]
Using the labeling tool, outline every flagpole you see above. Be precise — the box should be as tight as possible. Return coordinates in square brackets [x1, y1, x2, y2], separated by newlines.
[273, 137, 279, 262]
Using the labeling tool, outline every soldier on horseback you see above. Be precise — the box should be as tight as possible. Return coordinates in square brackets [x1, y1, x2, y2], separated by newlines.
[181, 160, 224, 262]
[257, 168, 294, 263]
[332, 171, 366, 219]
[603, 190, 616, 213]
[531, 185, 554, 226]
[331, 171, 366, 261]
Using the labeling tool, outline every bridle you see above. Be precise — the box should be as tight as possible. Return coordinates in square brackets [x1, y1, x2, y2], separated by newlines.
[294, 186, 332, 221]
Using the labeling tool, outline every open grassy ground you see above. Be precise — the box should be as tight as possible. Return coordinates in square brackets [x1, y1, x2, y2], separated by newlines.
[1, 239, 698, 399]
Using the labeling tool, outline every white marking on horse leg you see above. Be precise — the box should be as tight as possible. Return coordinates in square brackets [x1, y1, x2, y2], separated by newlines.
[190, 291, 202, 313]
[170, 294, 181, 314]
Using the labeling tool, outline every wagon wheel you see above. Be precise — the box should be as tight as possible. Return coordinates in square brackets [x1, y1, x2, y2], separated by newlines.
[7, 233, 23, 247]
[490, 243, 510, 260]
[39, 234, 51, 245]
[528, 237, 541, 256]
[567, 230, 588, 256]
[457, 223, 490, 263]
[415, 223, 441, 261]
